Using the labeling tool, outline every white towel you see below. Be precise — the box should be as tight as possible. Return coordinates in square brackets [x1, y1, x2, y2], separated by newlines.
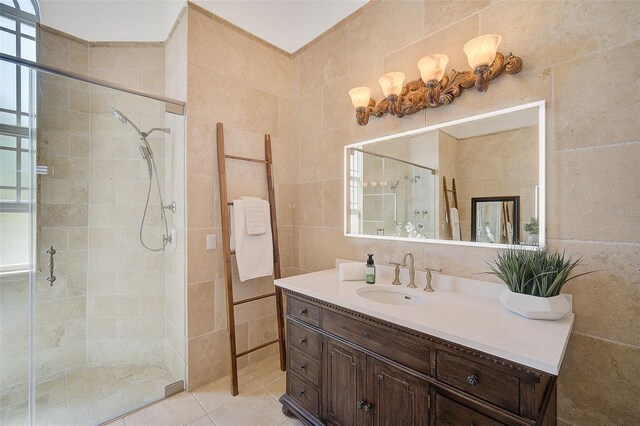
[231, 199, 274, 282]
[338, 263, 366, 281]
[241, 196, 267, 236]
[450, 207, 461, 241]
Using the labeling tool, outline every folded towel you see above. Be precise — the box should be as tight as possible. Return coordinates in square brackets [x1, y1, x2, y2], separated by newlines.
[231, 199, 274, 282]
[450, 207, 461, 241]
[339, 263, 366, 281]
[241, 196, 267, 236]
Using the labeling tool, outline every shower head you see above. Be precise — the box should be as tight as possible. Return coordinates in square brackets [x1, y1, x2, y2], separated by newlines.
[111, 108, 128, 125]
[110, 108, 144, 139]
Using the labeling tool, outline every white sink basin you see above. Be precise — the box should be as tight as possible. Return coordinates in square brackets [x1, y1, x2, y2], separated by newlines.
[356, 286, 428, 306]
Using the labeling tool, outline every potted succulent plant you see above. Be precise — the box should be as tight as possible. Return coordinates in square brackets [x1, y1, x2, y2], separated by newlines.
[486, 247, 593, 320]
[524, 217, 539, 245]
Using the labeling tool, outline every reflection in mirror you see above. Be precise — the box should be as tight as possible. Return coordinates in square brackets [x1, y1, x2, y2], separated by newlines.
[349, 147, 436, 239]
[471, 196, 519, 244]
[345, 101, 544, 248]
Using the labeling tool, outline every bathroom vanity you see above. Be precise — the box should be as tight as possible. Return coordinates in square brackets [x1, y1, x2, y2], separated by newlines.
[275, 265, 573, 425]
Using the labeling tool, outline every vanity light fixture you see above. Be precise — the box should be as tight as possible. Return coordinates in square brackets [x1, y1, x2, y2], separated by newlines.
[349, 34, 523, 126]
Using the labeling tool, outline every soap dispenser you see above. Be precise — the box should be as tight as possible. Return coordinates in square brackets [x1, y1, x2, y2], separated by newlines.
[365, 254, 376, 284]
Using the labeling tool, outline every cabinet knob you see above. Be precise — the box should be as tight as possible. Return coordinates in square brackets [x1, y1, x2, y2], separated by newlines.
[298, 337, 307, 344]
[299, 308, 307, 315]
[363, 332, 369, 339]
[466, 374, 478, 386]
[298, 389, 305, 397]
[357, 400, 373, 412]
[299, 363, 306, 370]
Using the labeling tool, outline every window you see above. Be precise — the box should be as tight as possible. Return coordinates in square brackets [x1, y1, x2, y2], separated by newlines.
[0, 0, 38, 272]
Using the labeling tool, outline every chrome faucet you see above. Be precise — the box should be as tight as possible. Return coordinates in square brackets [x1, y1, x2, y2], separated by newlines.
[424, 267, 442, 292]
[401, 252, 417, 288]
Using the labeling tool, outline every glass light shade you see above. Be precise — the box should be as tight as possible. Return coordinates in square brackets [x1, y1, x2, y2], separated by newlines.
[348, 87, 371, 108]
[417, 54, 449, 82]
[463, 34, 502, 69]
[378, 72, 405, 97]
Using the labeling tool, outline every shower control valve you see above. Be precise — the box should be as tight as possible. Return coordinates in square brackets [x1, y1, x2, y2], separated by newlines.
[163, 201, 177, 213]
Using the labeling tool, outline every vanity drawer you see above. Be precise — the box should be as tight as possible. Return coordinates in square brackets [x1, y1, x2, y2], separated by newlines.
[288, 347, 320, 386]
[288, 320, 321, 359]
[287, 370, 320, 416]
[323, 309, 431, 375]
[436, 350, 520, 414]
[434, 393, 504, 426]
[288, 296, 320, 327]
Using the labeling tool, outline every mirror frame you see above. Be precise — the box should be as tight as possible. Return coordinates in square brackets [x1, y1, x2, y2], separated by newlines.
[343, 100, 546, 250]
[470, 196, 520, 243]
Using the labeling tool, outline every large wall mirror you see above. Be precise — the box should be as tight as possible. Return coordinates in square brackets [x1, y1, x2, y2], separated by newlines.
[344, 101, 545, 249]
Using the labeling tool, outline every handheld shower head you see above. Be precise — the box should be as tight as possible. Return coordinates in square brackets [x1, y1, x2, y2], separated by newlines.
[139, 146, 153, 177]
[111, 108, 128, 125]
[110, 108, 144, 138]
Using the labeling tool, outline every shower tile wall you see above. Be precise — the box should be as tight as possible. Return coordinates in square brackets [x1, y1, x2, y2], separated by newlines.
[33, 28, 171, 375]
[85, 42, 166, 366]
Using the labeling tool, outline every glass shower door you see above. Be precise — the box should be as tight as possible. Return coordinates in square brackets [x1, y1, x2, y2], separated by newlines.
[0, 61, 35, 426]
[30, 68, 184, 425]
[1, 56, 185, 426]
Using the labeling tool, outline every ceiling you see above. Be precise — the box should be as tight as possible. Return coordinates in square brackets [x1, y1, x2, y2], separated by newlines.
[38, 0, 368, 53]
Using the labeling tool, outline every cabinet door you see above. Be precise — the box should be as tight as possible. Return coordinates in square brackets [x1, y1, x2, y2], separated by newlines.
[368, 357, 429, 426]
[323, 338, 368, 426]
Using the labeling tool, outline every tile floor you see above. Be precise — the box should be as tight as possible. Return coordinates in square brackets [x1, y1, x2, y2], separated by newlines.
[1, 364, 176, 426]
[106, 355, 303, 426]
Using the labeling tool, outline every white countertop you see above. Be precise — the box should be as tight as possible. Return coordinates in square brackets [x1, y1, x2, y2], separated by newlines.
[275, 261, 574, 375]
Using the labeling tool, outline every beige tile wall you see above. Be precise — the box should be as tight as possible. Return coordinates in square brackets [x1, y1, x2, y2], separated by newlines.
[85, 41, 167, 367]
[451, 126, 538, 241]
[184, 5, 293, 390]
[289, 0, 640, 423]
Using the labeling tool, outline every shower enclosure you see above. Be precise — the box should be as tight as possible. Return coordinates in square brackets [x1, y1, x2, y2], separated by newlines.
[0, 55, 186, 425]
[355, 149, 437, 239]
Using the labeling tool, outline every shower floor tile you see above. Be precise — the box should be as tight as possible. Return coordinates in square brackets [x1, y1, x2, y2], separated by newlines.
[0, 364, 177, 426]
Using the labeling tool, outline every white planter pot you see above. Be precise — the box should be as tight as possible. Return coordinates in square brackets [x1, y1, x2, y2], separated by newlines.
[499, 287, 572, 320]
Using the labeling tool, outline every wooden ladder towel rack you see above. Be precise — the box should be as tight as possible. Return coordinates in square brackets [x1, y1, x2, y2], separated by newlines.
[443, 176, 462, 238]
[216, 122, 286, 396]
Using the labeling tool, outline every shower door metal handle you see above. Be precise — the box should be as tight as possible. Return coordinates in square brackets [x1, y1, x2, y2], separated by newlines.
[45, 245, 56, 286]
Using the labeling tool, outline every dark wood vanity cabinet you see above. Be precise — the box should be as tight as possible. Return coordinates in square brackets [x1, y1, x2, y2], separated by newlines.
[280, 291, 557, 426]
[322, 338, 429, 426]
